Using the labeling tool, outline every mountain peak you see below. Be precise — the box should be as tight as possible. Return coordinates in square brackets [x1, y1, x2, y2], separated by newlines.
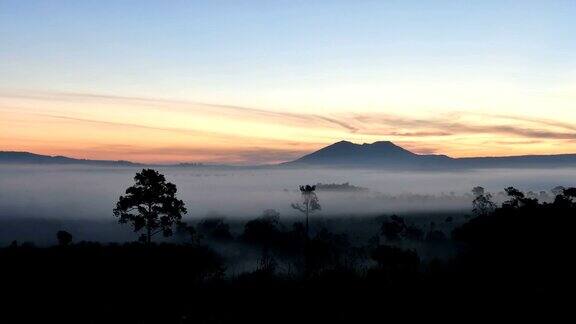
[369, 140, 394, 145]
[289, 140, 419, 166]
[332, 140, 355, 146]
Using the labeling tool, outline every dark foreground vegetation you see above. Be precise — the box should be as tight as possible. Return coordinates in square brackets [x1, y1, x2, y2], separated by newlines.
[1, 171, 575, 323]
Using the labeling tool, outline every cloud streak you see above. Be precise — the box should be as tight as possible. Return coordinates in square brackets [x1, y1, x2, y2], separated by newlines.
[8, 90, 576, 140]
[350, 113, 576, 140]
[478, 113, 576, 132]
[3, 89, 576, 163]
[0, 90, 363, 133]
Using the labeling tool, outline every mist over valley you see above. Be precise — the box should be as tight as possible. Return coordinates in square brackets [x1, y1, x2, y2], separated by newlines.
[1, 163, 573, 245]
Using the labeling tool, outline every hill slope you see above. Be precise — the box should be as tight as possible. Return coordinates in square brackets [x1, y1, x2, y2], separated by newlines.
[0, 151, 139, 166]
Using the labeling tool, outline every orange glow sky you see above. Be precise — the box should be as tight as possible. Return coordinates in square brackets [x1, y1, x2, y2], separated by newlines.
[1, 1, 576, 164]
[2, 89, 576, 164]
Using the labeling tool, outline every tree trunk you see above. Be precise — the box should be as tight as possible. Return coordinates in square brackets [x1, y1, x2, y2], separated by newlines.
[304, 199, 310, 277]
[146, 203, 152, 247]
[305, 201, 309, 239]
[146, 225, 151, 247]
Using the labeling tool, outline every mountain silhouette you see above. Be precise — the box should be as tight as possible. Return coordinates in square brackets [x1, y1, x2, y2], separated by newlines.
[288, 140, 448, 167]
[3, 142, 576, 169]
[301, 140, 416, 160]
[0, 151, 139, 166]
[286, 141, 576, 169]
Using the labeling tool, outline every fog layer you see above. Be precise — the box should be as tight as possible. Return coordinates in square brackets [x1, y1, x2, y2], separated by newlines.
[2, 165, 574, 220]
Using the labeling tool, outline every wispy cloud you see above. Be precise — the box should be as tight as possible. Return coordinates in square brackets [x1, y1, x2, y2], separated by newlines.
[312, 115, 359, 133]
[0, 90, 362, 133]
[8, 90, 576, 140]
[3, 89, 576, 163]
[482, 139, 544, 145]
[477, 113, 576, 132]
[351, 113, 576, 140]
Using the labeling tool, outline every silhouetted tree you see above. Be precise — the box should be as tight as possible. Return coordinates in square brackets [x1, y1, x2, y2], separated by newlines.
[404, 224, 425, 241]
[564, 187, 576, 199]
[56, 230, 73, 246]
[176, 222, 201, 245]
[551, 185, 566, 197]
[502, 186, 538, 209]
[471, 186, 485, 197]
[453, 184, 576, 292]
[380, 215, 406, 241]
[291, 185, 321, 276]
[291, 185, 321, 239]
[426, 222, 446, 242]
[370, 245, 420, 274]
[197, 218, 233, 241]
[472, 186, 496, 217]
[242, 215, 281, 247]
[503, 187, 524, 206]
[526, 191, 538, 199]
[261, 209, 281, 221]
[379, 215, 426, 242]
[113, 169, 187, 246]
[309, 228, 353, 271]
[553, 187, 576, 208]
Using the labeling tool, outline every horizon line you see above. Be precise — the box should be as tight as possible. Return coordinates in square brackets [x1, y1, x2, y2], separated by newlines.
[3, 140, 576, 166]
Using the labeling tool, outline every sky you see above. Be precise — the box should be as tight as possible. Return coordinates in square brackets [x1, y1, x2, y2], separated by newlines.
[1, 0, 576, 164]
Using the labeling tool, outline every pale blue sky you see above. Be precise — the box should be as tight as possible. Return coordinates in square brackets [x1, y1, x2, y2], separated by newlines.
[2, 1, 575, 100]
[2, 1, 576, 163]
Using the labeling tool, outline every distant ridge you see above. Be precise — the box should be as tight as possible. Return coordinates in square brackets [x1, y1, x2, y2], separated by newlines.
[3, 142, 576, 169]
[0, 151, 140, 166]
[285, 141, 576, 169]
